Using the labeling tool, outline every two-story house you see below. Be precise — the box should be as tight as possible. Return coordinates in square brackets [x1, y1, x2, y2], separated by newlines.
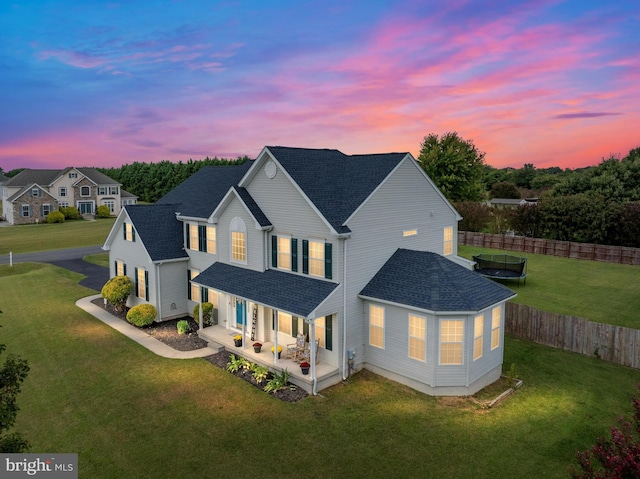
[1, 167, 137, 225]
[102, 146, 515, 396]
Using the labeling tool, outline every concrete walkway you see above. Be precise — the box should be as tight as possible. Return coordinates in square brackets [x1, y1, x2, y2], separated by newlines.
[76, 295, 218, 359]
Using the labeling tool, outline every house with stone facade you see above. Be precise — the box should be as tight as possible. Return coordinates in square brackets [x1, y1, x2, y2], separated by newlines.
[1, 167, 136, 225]
[102, 146, 515, 396]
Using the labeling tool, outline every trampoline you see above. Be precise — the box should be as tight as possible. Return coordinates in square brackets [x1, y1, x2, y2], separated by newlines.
[472, 254, 527, 285]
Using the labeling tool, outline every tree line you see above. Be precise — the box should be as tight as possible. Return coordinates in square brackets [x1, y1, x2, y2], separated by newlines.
[418, 133, 640, 248]
[97, 156, 249, 203]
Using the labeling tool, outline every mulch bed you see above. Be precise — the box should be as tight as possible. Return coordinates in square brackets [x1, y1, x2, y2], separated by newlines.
[91, 298, 308, 402]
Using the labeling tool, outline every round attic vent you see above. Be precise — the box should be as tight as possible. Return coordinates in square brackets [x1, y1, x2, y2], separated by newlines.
[265, 160, 277, 179]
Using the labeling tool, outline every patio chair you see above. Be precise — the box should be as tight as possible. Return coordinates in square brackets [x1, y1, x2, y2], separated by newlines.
[299, 340, 319, 364]
[286, 333, 306, 361]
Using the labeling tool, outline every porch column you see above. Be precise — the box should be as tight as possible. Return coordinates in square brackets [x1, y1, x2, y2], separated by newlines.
[198, 296, 203, 330]
[241, 300, 247, 350]
[274, 311, 279, 365]
[309, 318, 317, 395]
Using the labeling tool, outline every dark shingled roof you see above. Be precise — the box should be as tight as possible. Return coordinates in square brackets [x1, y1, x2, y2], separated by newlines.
[125, 204, 188, 261]
[157, 162, 252, 219]
[194, 262, 339, 317]
[233, 186, 271, 228]
[360, 249, 516, 312]
[267, 147, 408, 234]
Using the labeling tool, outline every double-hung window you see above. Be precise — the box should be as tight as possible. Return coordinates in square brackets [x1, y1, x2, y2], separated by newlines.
[443, 227, 453, 256]
[21, 205, 30, 217]
[474, 315, 484, 361]
[206, 226, 216, 254]
[278, 312, 292, 336]
[109, 186, 119, 195]
[188, 269, 200, 302]
[230, 217, 247, 263]
[115, 260, 126, 277]
[41, 204, 51, 216]
[31, 187, 40, 197]
[124, 223, 136, 242]
[135, 267, 148, 300]
[58, 187, 67, 197]
[187, 223, 199, 251]
[408, 314, 426, 361]
[440, 319, 463, 365]
[369, 305, 385, 349]
[491, 307, 501, 350]
[302, 240, 332, 279]
[98, 187, 107, 195]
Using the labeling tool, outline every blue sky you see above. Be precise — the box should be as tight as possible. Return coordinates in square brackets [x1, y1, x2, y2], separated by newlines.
[0, 0, 638, 171]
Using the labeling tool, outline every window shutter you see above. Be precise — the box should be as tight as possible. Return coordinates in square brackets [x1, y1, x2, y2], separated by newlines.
[199, 225, 206, 252]
[114, 260, 118, 275]
[187, 269, 192, 300]
[134, 267, 139, 298]
[271, 235, 278, 268]
[292, 317, 298, 337]
[185, 224, 190, 248]
[291, 238, 298, 272]
[145, 270, 149, 300]
[202, 287, 209, 303]
[302, 240, 309, 274]
[303, 321, 309, 342]
[132, 227, 136, 242]
[124, 263, 127, 276]
[123, 225, 127, 240]
[325, 243, 332, 279]
[326, 315, 333, 351]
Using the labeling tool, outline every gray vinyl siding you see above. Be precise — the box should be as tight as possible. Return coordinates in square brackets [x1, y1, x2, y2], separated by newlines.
[345, 159, 459, 367]
[468, 303, 505, 384]
[364, 301, 435, 386]
[156, 261, 189, 321]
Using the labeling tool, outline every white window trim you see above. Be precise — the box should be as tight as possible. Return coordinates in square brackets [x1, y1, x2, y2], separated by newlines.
[408, 314, 426, 362]
[443, 226, 453, 256]
[230, 217, 247, 264]
[277, 235, 292, 271]
[190, 269, 200, 302]
[206, 226, 217, 255]
[369, 304, 385, 349]
[439, 319, 464, 365]
[473, 314, 484, 361]
[58, 187, 67, 197]
[308, 239, 324, 277]
[80, 186, 91, 197]
[491, 306, 501, 350]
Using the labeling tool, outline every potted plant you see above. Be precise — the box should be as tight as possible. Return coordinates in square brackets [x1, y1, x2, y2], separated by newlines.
[271, 345, 283, 359]
[233, 334, 242, 347]
[253, 342, 262, 353]
[299, 361, 310, 375]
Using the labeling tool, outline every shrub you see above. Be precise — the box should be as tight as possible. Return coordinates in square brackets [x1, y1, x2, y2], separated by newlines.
[101, 276, 133, 312]
[126, 304, 157, 327]
[46, 211, 65, 224]
[96, 205, 111, 218]
[177, 320, 191, 335]
[60, 206, 80, 220]
[264, 369, 295, 393]
[192, 302, 214, 326]
[251, 364, 269, 384]
[226, 355, 251, 373]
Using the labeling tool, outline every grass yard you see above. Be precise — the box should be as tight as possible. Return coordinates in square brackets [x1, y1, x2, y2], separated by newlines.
[459, 245, 640, 329]
[0, 218, 115, 255]
[2, 263, 639, 478]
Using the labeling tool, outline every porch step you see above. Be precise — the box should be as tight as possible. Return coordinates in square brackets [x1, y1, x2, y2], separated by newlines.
[197, 329, 225, 353]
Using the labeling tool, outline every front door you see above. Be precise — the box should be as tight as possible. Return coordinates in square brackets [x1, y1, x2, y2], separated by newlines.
[235, 298, 245, 328]
[78, 202, 93, 214]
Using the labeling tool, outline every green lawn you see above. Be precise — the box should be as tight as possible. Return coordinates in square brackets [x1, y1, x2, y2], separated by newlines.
[2, 263, 639, 478]
[0, 218, 115, 255]
[459, 245, 640, 329]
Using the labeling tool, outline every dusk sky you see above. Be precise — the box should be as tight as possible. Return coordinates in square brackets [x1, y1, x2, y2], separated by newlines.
[1, 0, 638, 172]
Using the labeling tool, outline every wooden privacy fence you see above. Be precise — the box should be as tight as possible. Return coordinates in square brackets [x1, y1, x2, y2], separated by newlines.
[459, 231, 640, 265]
[505, 303, 640, 369]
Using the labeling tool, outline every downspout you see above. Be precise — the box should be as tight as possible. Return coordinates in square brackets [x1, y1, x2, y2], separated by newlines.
[274, 311, 279, 365]
[156, 263, 162, 320]
[342, 237, 349, 380]
[309, 318, 317, 395]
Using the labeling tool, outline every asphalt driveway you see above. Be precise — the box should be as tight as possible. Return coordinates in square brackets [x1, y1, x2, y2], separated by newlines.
[1, 246, 108, 292]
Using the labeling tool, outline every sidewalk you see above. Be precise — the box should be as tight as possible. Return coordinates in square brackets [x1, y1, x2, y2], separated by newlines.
[76, 295, 218, 359]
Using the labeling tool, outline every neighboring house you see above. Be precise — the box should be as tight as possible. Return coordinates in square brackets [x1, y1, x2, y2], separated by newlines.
[1, 167, 137, 225]
[103, 146, 515, 396]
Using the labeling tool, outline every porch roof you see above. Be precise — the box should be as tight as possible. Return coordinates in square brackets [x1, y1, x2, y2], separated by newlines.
[194, 262, 340, 318]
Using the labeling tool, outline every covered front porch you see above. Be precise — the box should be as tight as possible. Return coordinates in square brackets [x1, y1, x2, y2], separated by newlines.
[198, 324, 341, 394]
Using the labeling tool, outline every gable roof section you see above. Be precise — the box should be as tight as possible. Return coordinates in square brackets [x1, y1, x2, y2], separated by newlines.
[231, 186, 271, 227]
[77, 168, 121, 185]
[360, 249, 516, 313]
[7, 183, 58, 202]
[157, 162, 252, 219]
[4, 169, 61, 187]
[262, 147, 408, 234]
[124, 204, 188, 261]
[194, 262, 339, 318]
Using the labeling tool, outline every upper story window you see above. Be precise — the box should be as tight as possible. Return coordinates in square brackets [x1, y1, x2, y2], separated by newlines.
[58, 187, 67, 197]
[98, 187, 107, 195]
[124, 223, 136, 242]
[21, 205, 31, 217]
[277, 236, 291, 270]
[303, 239, 332, 279]
[30, 187, 40, 197]
[69, 172, 77, 179]
[403, 229, 417, 237]
[230, 217, 247, 264]
[80, 186, 91, 197]
[443, 227, 453, 256]
[206, 226, 216, 254]
[109, 186, 119, 195]
[187, 223, 217, 254]
[271, 235, 297, 272]
[188, 223, 199, 251]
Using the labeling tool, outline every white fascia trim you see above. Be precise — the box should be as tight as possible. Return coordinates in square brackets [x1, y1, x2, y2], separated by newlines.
[409, 154, 463, 220]
[208, 187, 271, 230]
[305, 282, 342, 320]
[152, 257, 189, 265]
[358, 294, 483, 316]
[102, 208, 128, 249]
